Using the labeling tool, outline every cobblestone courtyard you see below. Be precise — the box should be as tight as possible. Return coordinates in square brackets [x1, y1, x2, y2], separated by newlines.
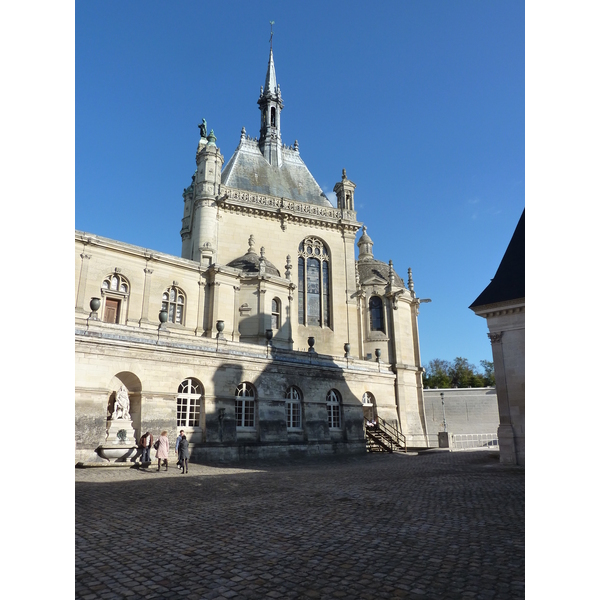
[75, 450, 524, 600]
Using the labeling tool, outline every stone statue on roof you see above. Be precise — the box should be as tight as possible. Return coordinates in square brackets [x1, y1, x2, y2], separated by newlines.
[199, 118, 207, 139]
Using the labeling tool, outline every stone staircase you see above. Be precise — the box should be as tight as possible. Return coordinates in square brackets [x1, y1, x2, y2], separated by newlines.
[365, 417, 407, 453]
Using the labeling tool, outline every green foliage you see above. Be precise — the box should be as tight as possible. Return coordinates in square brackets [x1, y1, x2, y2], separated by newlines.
[423, 357, 495, 389]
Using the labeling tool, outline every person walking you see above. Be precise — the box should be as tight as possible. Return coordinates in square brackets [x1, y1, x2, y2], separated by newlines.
[178, 434, 189, 474]
[139, 431, 153, 465]
[156, 430, 169, 471]
[175, 429, 184, 469]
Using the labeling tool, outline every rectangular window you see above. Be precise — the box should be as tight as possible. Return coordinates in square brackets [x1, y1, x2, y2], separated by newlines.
[188, 398, 200, 427]
[177, 398, 188, 427]
[236, 399, 255, 428]
[287, 401, 301, 429]
[327, 404, 341, 429]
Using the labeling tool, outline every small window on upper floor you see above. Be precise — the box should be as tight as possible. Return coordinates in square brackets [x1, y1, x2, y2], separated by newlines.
[162, 286, 186, 325]
[271, 298, 281, 330]
[369, 296, 385, 333]
[101, 273, 130, 324]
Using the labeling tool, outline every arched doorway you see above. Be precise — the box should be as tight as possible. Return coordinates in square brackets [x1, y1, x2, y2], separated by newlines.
[362, 392, 377, 423]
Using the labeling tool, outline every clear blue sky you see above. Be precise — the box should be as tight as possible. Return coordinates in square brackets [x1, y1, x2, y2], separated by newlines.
[75, 0, 524, 369]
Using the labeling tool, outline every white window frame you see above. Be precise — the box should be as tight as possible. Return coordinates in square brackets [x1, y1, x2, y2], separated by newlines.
[235, 382, 256, 429]
[326, 389, 342, 429]
[177, 378, 203, 427]
[285, 386, 303, 430]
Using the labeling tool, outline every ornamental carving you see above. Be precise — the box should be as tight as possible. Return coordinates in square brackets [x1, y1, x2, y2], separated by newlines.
[488, 332, 503, 344]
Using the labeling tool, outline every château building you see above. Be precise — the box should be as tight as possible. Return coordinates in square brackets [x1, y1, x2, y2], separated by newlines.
[75, 46, 431, 464]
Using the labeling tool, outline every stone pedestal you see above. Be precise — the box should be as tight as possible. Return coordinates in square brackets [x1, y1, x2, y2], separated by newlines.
[106, 418, 136, 445]
[97, 419, 138, 463]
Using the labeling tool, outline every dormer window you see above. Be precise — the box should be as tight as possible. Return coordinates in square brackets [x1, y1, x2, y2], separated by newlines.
[369, 296, 385, 333]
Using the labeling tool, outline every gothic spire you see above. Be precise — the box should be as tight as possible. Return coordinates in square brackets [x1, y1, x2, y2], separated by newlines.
[258, 40, 284, 167]
[264, 48, 278, 95]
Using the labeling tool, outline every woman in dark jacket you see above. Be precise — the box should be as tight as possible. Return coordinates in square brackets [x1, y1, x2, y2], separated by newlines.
[178, 435, 190, 474]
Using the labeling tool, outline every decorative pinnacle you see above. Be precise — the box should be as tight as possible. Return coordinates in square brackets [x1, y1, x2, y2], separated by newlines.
[248, 235, 256, 253]
[269, 21, 275, 49]
[408, 267, 414, 292]
[342, 168, 347, 179]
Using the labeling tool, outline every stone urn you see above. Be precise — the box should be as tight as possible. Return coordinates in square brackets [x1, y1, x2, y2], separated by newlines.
[90, 297, 101, 312]
[308, 337, 315, 353]
[216, 320, 225, 339]
[344, 343, 351, 358]
[159, 308, 168, 325]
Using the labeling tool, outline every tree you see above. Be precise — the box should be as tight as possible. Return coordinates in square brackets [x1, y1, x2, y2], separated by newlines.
[480, 360, 496, 387]
[423, 357, 495, 389]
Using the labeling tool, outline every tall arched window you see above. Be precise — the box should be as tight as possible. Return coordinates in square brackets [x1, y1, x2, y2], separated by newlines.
[285, 386, 303, 430]
[162, 286, 186, 325]
[369, 296, 385, 332]
[235, 382, 256, 428]
[271, 298, 281, 330]
[326, 389, 342, 429]
[298, 237, 331, 327]
[177, 378, 203, 427]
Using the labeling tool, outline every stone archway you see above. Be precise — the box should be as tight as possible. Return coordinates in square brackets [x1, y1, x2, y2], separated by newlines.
[107, 372, 143, 443]
[362, 392, 377, 423]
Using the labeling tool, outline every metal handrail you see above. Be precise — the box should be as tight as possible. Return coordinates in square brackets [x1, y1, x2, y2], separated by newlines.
[364, 417, 407, 453]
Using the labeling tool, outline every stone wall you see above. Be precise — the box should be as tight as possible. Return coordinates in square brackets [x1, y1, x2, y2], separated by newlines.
[423, 388, 499, 447]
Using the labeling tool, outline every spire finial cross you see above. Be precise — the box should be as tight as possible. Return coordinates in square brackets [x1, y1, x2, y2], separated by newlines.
[269, 21, 275, 49]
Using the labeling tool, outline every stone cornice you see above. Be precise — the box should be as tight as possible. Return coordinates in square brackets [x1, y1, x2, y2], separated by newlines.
[471, 298, 525, 319]
[75, 230, 208, 275]
[218, 185, 360, 234]
[75, 323, 391, 376]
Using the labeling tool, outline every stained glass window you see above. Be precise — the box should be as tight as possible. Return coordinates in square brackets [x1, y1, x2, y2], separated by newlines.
[298, 237, 331, 328]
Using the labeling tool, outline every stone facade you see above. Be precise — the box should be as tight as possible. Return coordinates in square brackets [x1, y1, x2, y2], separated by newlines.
[470, 211, 525, 465]
[75, 46, 430, 464]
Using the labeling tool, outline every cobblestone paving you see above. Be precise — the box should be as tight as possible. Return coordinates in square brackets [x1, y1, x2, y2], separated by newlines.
[75, 450, 524, 600]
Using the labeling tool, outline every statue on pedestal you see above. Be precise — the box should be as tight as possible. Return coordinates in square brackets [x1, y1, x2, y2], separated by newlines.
[112, 385, 131, 420]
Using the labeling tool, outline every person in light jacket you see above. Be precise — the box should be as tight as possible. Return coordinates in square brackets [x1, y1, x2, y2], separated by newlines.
[178, 435, 190, 474]
[156, 431, 169, 471]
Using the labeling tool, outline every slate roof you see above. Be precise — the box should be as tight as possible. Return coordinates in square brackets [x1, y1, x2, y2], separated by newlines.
[221, 139, 332, 207]
[470, 210, 525, 308]
[226, 249, 281, 277]
[357, 259, 405, 289]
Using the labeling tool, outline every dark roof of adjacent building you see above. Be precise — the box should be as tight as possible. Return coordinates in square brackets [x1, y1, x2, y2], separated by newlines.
[470, 210, 525, 308]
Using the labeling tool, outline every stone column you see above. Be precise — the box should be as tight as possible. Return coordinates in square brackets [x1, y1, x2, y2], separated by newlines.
[76, 252, 92, 314]
[139, 267, 153, 325]
[489, 331, 517, 464]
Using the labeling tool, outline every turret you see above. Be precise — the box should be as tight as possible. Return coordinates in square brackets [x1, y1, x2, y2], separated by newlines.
[257, 48, 284, 167]
[333, 168, 356, 211]
[181, 126, 224, 265]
